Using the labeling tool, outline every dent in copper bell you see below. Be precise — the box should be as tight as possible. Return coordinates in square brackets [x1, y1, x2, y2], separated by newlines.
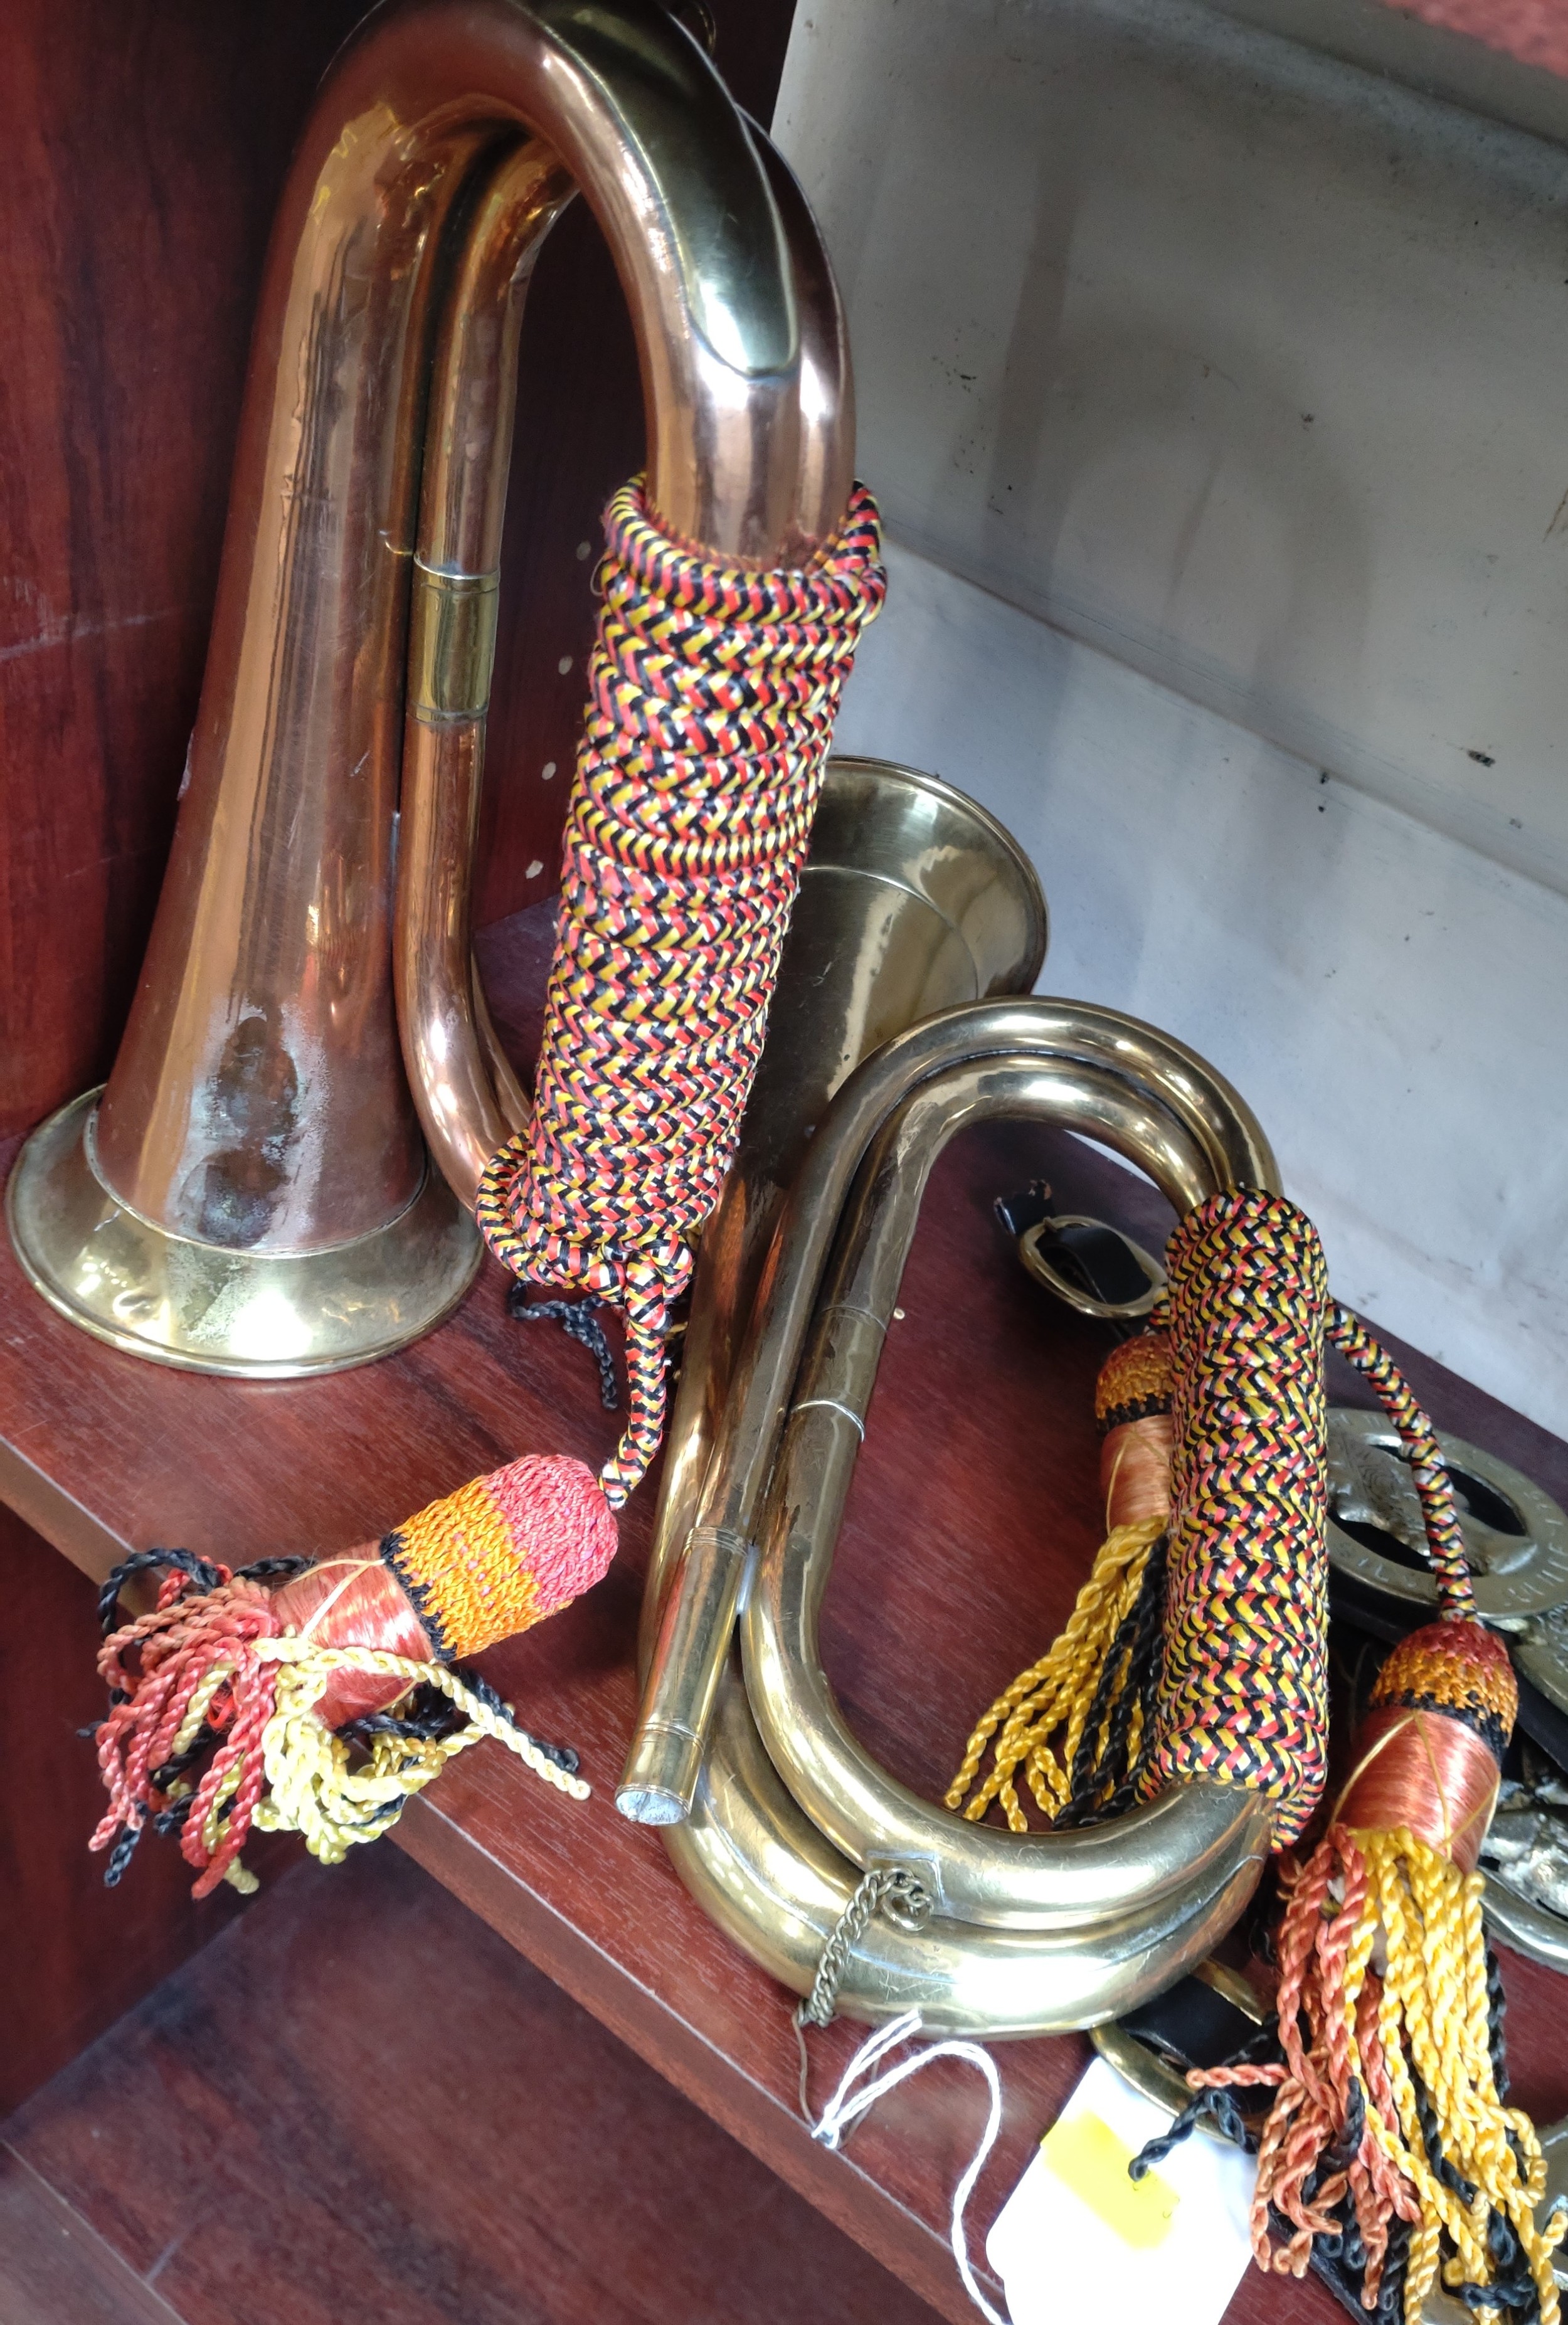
[6, 0, 855, 1375]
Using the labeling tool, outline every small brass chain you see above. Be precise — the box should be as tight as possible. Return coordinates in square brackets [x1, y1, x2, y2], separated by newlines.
[793, 1867, 932, 2123]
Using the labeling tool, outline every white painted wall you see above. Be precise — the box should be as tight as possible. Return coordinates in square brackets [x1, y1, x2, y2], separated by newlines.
[775, 0, 1568, 1431]
[829, 543, 1568, 1430]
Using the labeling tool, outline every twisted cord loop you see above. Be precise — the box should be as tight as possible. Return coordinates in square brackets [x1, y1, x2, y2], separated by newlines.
[1327, 1305, 1475, 1620]
[251, 1639, 590, 1871]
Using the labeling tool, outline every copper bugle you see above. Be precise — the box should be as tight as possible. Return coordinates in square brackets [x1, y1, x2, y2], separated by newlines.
[8, 0, 854, 1375]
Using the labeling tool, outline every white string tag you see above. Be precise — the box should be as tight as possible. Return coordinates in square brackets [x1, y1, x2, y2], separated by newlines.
[986, 2057, 1254, 2325]
[807, 2009, 1009, 2325]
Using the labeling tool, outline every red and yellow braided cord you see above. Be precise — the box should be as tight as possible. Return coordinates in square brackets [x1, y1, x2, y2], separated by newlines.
[1149, 1187, 1332, 1845]
[478, 480, 886, 1507]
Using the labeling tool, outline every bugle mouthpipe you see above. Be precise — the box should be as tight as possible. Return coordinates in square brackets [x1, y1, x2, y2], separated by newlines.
[618, 766, 1048, 1823]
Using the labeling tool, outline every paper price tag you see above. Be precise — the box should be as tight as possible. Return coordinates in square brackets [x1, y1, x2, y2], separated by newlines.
[987, 2057, 1256, 2325]
[1037, 2107, 1180, 2249]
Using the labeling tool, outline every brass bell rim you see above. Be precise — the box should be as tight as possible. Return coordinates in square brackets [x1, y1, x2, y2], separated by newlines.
[813, 755, 1049, 996]
[6, 1089, 482, 1380]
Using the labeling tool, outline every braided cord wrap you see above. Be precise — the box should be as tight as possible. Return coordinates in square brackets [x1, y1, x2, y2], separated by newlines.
[478, 480, 886, 1507]
[1147, 1187, 1332, 1846]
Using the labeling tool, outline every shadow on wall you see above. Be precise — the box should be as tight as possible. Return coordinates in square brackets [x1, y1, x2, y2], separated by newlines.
[969, 49, 1373, 753]
[829, 532, 1568, 1436]
[778, 0, 1568, 892]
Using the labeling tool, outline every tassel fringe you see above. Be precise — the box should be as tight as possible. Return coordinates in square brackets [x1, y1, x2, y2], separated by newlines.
[946, 1513, 1165, 1827]
[1208, 1823, 1565, 2323]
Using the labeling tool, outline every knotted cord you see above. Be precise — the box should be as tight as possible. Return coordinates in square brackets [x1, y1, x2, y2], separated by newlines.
[250, 1639, 589, 1873]
[953, 1189, 1335, 1845]
[950, 1178, 1560, 2323]
[1328, 1308, 1474, 1619]
[90, 1456, 615, 1895]
[1150, 1188, 1332, 1843]
[948, 1332, 1173, 1826]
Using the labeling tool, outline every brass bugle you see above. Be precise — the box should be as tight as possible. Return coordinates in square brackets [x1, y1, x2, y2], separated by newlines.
[630, 997, 1278, 2033]
[741, 1030, 1271, 1926]
[622, 993, 1278, 1826]
[9, 0, 854, 1374]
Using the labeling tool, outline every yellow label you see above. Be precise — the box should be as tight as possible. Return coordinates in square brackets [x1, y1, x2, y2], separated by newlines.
[1039, 2111, 1180, 2249]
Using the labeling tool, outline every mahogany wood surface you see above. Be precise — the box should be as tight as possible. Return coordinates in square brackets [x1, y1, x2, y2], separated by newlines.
[0, 1503, 287, 2119]
[3, 1846, 946, 2325]
[0, 2148, 184, 2325]
[5, 899, 1568, 2322]
[0, 0, 797, 1138]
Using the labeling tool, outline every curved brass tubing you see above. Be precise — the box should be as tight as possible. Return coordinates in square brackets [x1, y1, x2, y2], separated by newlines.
[12, 0, 855, 1374]
[622, 996, 1276, 1821]
[743, 1046, 1267, 1932]
[649, 998, 1279, 2031]
[674, 1670, 1268, 2038]
[627, 756, 1049, 1773]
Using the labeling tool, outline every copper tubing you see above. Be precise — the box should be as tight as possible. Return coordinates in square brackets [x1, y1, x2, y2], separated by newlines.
[395, 140, 569, 1207]
[397, 119, 859, 1210]
[1101, 1413, 1174, 1532]
[93, 0, 854, 1253]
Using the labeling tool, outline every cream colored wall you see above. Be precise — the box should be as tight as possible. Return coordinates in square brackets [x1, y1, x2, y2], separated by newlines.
[776, 0, 1568, 1429]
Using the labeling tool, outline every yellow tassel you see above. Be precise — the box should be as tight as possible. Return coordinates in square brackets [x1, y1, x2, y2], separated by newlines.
[949, 1329, 1173, 1828]
[246, 1640, 589, 1872]
[946, 1513, 1163, 1827]
[1202, 1624, 1565, 2324]
[1352, 1830, 1562, 2325]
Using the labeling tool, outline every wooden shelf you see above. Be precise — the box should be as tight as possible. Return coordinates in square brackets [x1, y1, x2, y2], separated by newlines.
[2, 1844, 950, 2325]
[5, 902, 1568, 2324]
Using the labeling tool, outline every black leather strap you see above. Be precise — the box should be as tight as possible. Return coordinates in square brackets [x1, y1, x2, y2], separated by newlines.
[993, 1180, 1054, 1239]
[1120, 1973, 1260, 2071]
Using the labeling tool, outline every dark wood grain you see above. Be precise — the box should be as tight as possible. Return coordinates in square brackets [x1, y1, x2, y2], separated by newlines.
[8, 901, 1567, 2322]
[0, 1501, 292, 2119]
[0, 2148, 184, 2325]
[4, 1845, 947, 2325]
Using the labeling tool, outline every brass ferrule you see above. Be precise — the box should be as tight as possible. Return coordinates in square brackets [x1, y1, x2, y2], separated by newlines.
[409, 562, 501, 721]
